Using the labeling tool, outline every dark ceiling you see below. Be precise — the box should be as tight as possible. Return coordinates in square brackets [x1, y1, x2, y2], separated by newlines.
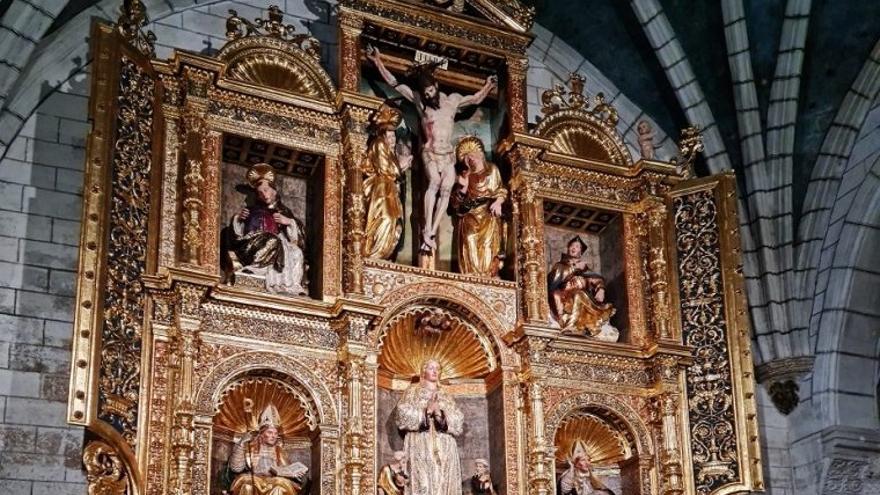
[19, 0, 880, 221]
[532, 0, 880, 221]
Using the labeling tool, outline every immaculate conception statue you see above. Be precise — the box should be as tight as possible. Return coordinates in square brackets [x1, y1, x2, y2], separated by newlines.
[395, 360, 464, 495]
[225, 163, 307, 295]
[366, 44, 497, 255]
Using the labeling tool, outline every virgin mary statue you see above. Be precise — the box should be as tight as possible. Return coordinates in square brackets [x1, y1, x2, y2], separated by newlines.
[395, 360, 464, 495]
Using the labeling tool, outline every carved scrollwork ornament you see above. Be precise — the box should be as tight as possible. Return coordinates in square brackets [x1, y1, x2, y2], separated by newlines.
[673, 126, 704, 178]
[84, 441, 130, 495]
[225, 5, 321, 59]
[116, 0, 156, 57]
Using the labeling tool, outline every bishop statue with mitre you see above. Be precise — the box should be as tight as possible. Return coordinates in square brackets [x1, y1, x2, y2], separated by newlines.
[228, 403, 308, 495]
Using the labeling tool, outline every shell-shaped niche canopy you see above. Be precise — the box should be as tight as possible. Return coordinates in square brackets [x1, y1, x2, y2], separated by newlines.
[554, 412, 629, 467]
[378, 306, 497, 382]
[532, 73, 632, 167]
[217, 6, 336, 104]
[214, 376, 316, 439]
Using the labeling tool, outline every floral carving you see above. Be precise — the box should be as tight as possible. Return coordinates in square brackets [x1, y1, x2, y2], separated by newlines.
[97, 56, 154, 446]
[673, 190, 739, 492]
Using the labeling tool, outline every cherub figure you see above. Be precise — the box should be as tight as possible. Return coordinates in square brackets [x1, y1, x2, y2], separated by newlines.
[637, 120, 655, 160]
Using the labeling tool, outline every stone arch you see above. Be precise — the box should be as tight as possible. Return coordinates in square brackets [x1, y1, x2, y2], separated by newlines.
[194, 350, 338, 426]
[811, 155, 880, 430]
[370, 281, 516, 368]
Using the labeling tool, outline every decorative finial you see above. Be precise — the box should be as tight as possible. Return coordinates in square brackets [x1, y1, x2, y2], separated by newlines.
[538, 73, 619, 126]
[117, 0, 156, 57]
[226, 5, 321, 59]
[674, 126, 704, 177]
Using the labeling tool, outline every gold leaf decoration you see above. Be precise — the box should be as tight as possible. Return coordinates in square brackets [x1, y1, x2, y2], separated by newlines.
[378, 308, 496, 381]
[227, 51, 323, 97]
[549, 125, 615, 163]
[554, 413, 628, 467]
[213, 377, 313, 438]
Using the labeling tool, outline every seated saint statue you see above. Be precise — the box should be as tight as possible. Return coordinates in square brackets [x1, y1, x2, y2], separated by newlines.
[224, 163, 307, 295]
[377, 450, 408, 495]
[557, 442, 615, 495]
[395, 359, 464, 495]
[362, 103, 413, 260]
[470, 458, 496, 495]
[451, 136, 508, 278]
[228, 404, 308, 495]
[548, 237, 618, 341]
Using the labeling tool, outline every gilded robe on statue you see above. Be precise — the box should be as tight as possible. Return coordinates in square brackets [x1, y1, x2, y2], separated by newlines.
[452, 136, 507, 277]
[395, 361, 464, 495]
[377, 451, 407, 495]
[547, 237, 617, 341]
[228, 404, 308, 495]
[363, 103, 411, 260]
[225, 163, 307, 296]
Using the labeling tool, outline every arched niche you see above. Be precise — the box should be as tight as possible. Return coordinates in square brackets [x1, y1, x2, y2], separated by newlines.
[373, 295, 511, 495]
[546, 393, 655, 495]
[193, 351, 340, 495]
[210, 372, 319, 495]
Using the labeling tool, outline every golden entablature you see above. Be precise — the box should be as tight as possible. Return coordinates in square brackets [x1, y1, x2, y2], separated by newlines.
[70, 2, 763, 495]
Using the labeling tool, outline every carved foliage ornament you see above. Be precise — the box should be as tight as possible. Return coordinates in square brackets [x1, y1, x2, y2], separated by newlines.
[98, 56, 154, 446]
[226, 5, 320, 58]
[84, 440, 131, 495]
[116, 0, 156, 57]
[673, 190, 739, 492]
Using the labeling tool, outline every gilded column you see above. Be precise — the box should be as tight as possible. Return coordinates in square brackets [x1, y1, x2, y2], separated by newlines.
[158, 74, 183, 271]
[646, 201, 673, 341]
[622, 213, 648, 347]
[656, 394, 684, 495]
[343, 355, 366, 495]
[338, 12, 363, 92]
[340, 102, 371, 295]
[506, 57, 529, 133]
[511, 169, 548, 323]
[179, 68, 211, 266]
[526, 378, 552, 495]
[167, 284, 203, 494]
[200, 130, 222, 272]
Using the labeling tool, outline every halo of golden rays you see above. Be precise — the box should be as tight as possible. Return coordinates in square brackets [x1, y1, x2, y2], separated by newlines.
[378, 307, 496, 381]
[554, 413, 628, 468]
[213, 377, 314, 438]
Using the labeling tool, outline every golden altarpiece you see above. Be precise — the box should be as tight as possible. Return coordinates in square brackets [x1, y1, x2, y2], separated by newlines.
[67, 1, 763, 495]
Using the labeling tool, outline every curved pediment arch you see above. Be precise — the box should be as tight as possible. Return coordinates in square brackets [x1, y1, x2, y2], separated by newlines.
[532, 74, 633, 166]
[216, 6, 336, 104]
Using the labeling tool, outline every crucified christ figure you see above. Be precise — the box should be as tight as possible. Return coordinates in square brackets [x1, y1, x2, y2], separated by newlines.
[366, 45, 497, 253]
